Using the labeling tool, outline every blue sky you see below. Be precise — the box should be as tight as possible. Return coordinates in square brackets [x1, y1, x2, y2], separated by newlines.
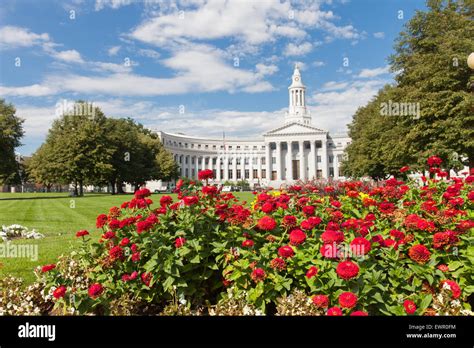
[0, 0, 427, 155]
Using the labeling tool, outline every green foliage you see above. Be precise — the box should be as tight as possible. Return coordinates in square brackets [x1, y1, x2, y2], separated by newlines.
[0, 99, 24, 184]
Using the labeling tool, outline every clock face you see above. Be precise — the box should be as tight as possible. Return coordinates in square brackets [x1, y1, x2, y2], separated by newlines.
[294, 77, 299, 81]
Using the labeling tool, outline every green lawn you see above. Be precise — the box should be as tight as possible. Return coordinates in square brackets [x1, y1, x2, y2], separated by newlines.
[0, 191, 254, 284]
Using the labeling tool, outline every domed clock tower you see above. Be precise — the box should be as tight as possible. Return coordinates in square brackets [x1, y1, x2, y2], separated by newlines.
[285, 63, 311, 125]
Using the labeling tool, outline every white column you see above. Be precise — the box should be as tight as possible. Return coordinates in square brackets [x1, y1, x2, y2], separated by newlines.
[216, 156, 221, 181]
[265, 143, 271, 182]
[232, 155, 237, 182]
[249, 154, 253, 181]
[299, 141, 305, 181]
[321, 139, 328, 179]
[334, 154, 339, 179]
[257, 155, 262, 180]
[224, 154, 229, 180]
[276, 141, 282, 181]
[309, 140, 315, 180]
[286, 141, 293, 181]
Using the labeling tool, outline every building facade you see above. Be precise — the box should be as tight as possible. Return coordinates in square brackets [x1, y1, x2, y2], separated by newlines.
[157, 65, 351, 188]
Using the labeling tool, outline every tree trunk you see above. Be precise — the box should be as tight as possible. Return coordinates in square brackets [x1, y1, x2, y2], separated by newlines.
[79, 180, 84, 196]
[110, 181, 116, 195]
[73, 180, 78, 196]
[117, 181, 124, 194]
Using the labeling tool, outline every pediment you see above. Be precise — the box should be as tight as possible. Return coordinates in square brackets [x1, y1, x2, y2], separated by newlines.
[264, 122, 327, 136]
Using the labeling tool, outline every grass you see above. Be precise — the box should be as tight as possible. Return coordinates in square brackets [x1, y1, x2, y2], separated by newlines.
[0, 191, 254, 284]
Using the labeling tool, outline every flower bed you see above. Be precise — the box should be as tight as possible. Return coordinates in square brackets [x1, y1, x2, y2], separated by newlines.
[35, 158, 474, 316]
[1, 224, 44, 242]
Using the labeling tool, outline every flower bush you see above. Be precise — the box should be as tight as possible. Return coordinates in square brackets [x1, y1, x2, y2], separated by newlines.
[37, 160, 474, 316]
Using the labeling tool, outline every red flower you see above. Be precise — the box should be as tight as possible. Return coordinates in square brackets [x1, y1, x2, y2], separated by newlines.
[183, 196, 199, 206]
[400, 166, 410, 173]
[336, 261, 359, 280]
[160, 195, 173, 207]
[350, 237, 371, 256]
[131, 252, 140, 262]
[306, 266, 318, 279]
[350, 311, 368, 316]
[289, 229, 307, 246]
[257, 216, 277, 231]
[321, 230, 344, 244]
[53, 286, 66, 299]
[440, 280, 461, 299]
[251, 268, 266, 283]
[261, 202, 274, 213]
[282, 215, 297, 228]
[427, 156, 442, 167]
[242, 239, 254, 248]
[41, 264, 56, 273]
[408, 244, 431, 264]
[175, 237, 186, 248]
[278, 245, 295, 258]
[312, 295, 329, 308]
[134, 188, 151, 199]
[327, 306, 343, 316]
[141, 272, 152, 287]
[270, 257, 286, 271]
[403, 300, 417, 314]
[109, 246, 124, 261]
[302, 205, 315, 216]
[96, 214, 108, 228]
[320, 244, 340, 258]
[119, 238, 130, 246]
[339, 292, 358, 309]
[198, 169, 214, 181]
[76, 230, 89, 238]
[437, 264, 449, 272]
[88, 283, 104, 299]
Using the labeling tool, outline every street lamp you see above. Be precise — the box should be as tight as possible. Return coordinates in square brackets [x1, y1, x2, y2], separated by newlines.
[468, 52, 474, 70]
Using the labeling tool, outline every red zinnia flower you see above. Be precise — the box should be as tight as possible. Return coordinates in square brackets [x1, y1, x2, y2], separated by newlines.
[282, 215, 297, 228]
[160, 195, 173, 207]
[403, 300, 416, 314]
[109, 246, 124, 261]
[270, 257, 286, 271]
[53, 286, 66, 299]
[350, 311, 368, 316]
[327, 306, 343, 316]
[408, 244, 431, 264]
[321, 230, 344, 244]
[440, 280, 461, 299]
[306, 266, 318, 279]
[96, 214, 108, 228]
[242, 239, 254, 248]
[312, 295, 329, 308]
[261, 202, 274, 213]
[302, 205, 315, 216]
[427, 156, 442, 167]
[400, 166, 410, 173]
[134, 188, 151, 199]
[141, 272, 152, 287]
[175, 237, 186, 248]
[41, 264, 56, 273]
[257, 216, 277, 231]
[119, 237, 130, 247]
[289, 229, 307, 246]
[198, 169, 214, 181]
[88, 283, 104, 299]
[320, 244, 340, 258]
[183, 196, 199, 206]
[251, 268, 266, 283]
[336, 261, 359, 280]
[76, 230, 89, 238]
[278, 245, 295, 258]
[437, 264, 449, 272]
[350, 237, 371, 256]
[339, 292, 358, 309]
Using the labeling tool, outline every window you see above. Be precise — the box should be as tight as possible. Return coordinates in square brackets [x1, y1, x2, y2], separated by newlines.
[329, 167, 334, 177]
[316, 170, 322, 179]
[228, 158, 233, 165]
[329, 155, 334, 164]
[229, 146, 233, 149]
[185, 143, 188, 148]
[305, 142, 310, 149]
[237, 146, 241, 150]
[262, 157, 266, 165]
[220, 169, 224, 178]
[228, 170, 233, 179]
[191, 144, 194, 148]
[191, 169, 195, 177]
[185, 168, 189, 177]
[191, 157, 195, 165]
[236, 158, 241, 165]
[244, 158, 249, 165]
[212, 169, 216, 178]
[212, 158, 217, 165]
[316, 141, 322, 148]
[317, 156, 321, 163]
[261, 169, 266, 179]
[253, 169, 258, 178]
[245, 169, 249, 179]
[198, 144, 201, 149]
[272, 157, 276, 164]
[185, 157, 188, 164]
[253, 146, 257, 150]
[213, 145, 216, 150]
[236, 169, 241, 179]
[252, 157, 258, 165]
[337, 154, 343, 162]
[205, 145, 209, 149]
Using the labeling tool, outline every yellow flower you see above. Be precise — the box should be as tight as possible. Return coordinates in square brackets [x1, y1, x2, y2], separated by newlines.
[271, 191, 281, 197]
[359, 192, 369, 200]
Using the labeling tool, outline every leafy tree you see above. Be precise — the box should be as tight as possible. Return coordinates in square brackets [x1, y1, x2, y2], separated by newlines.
[0, 99, 24, 184]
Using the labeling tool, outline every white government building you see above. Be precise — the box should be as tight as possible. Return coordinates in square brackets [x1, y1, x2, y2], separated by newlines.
[154, 65, 351, 189]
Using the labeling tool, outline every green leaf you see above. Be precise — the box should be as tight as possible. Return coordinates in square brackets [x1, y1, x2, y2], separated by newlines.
[419, 294, 433, 312]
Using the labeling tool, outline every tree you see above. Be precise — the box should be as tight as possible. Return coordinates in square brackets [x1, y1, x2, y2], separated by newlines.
[0, 99, 24, 184]
[156, 142, 179, 182]
[344, 0, 474, 178]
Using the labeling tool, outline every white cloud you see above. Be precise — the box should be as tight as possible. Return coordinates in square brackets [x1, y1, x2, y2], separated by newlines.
[95, 0, 132, 11]
[107, 45, 121, 56]
[283, 42, 313, 56]
[321, 81, 349, 91]
[137, 48, 161, 60]
[357, 66, 390, 78]
[52, 49, 84, 63]
[313, 60, 325, 67]
[373, 32, 385, 39]
[255, 63, 279, 77]
[0, 26, 50, 49]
